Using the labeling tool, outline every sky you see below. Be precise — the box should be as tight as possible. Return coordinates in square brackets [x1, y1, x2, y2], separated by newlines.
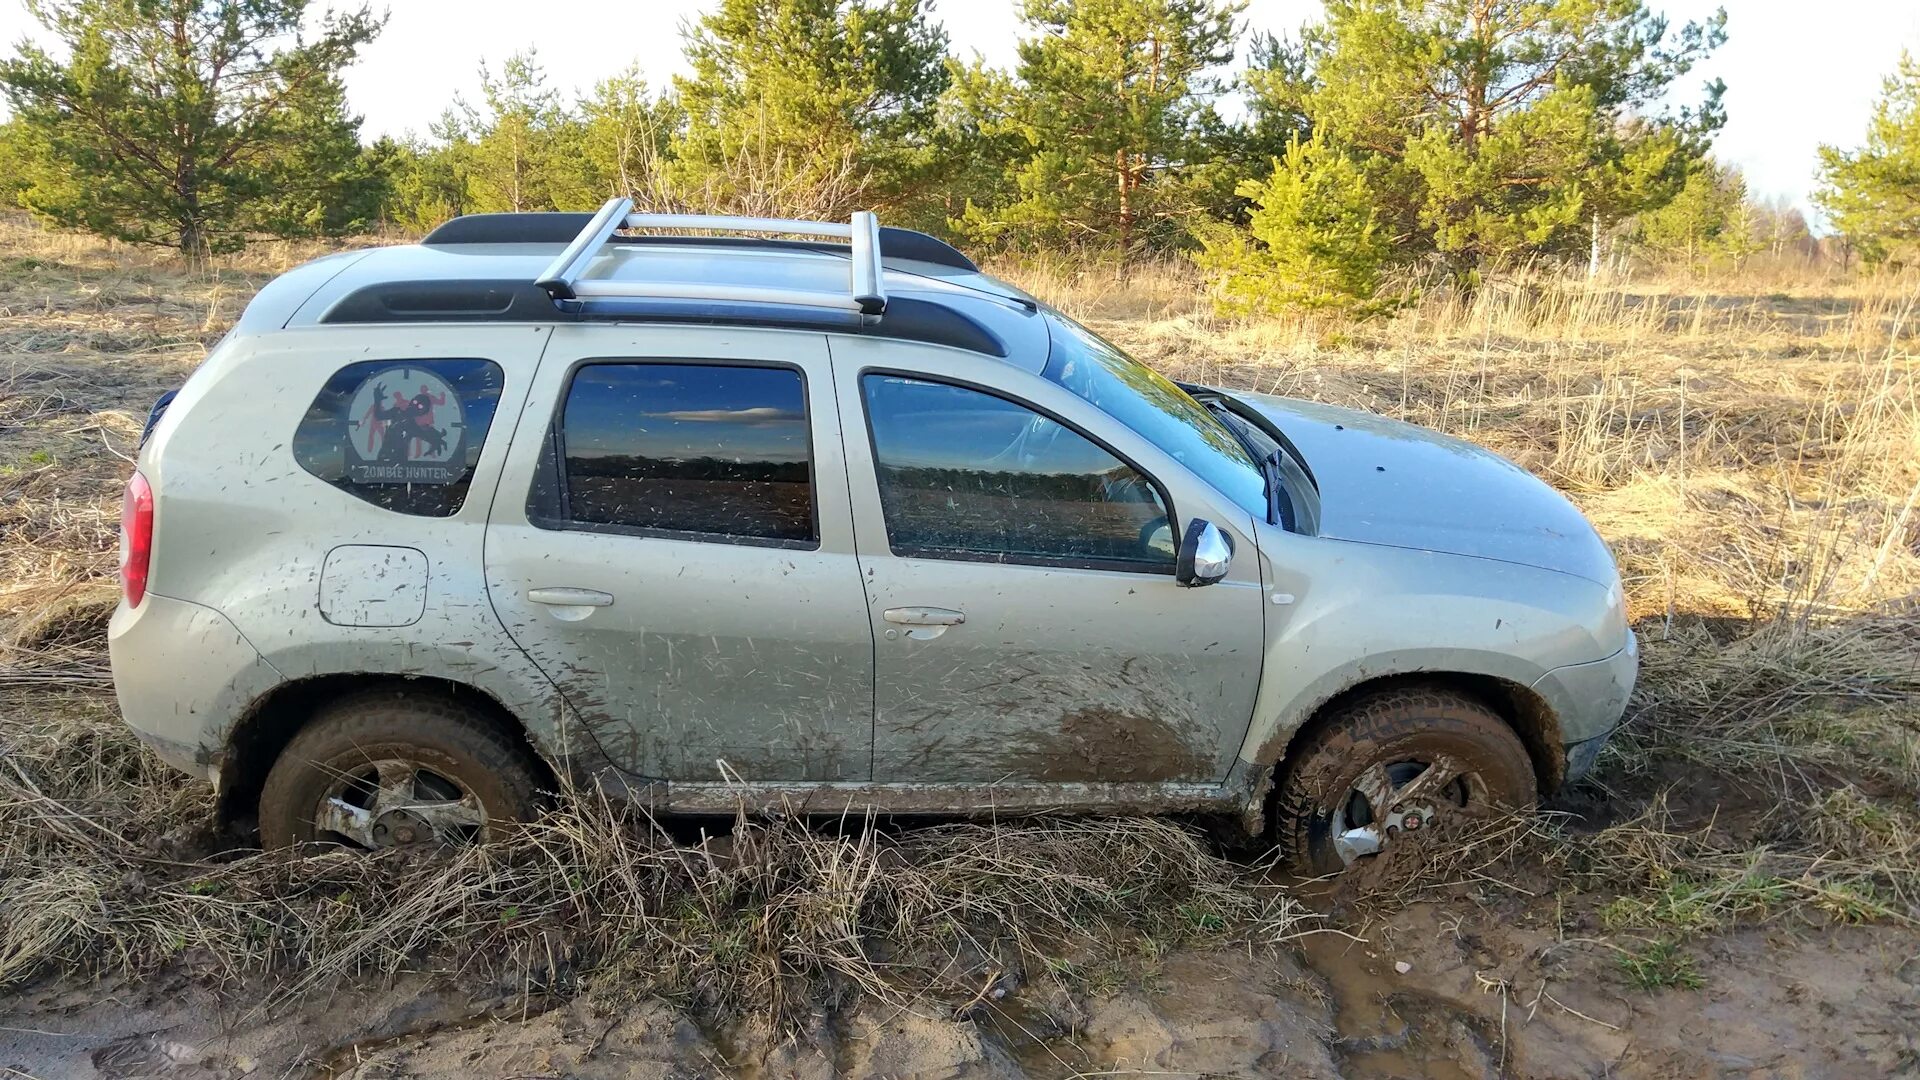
[3, 0, 1917, 224]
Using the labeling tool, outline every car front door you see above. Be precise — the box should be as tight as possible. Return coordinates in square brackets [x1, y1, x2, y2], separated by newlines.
[828, 338, 1267, 786]
[486, 326, 873, 782]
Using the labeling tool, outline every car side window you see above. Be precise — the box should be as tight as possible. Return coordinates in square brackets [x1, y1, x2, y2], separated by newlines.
[292, 358, 504, 517]
[861, 374, 1173, 572]
[528, 361, 816, 547]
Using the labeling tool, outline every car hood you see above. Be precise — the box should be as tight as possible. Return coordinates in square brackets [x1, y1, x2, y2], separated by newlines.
[1233, 392, 1619, 587]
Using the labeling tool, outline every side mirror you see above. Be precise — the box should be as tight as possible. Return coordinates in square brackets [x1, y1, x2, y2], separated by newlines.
[1175, 520, 1233, 587]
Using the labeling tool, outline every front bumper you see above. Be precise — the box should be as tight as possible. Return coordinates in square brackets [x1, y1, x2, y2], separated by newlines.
[1563, 727, 1617, 784]
[108, 592, 282, 785]
[1531, 631, 1638, 785]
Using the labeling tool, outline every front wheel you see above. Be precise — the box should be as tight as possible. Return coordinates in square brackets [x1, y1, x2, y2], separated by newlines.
[1273, 687, 1536, 875]
[259, 690, 543, 850]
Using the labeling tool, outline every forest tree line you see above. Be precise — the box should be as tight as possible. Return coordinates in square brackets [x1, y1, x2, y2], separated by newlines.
[2, 0, 1917, 313]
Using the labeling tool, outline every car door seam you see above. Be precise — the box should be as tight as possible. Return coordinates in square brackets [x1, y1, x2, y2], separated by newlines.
[824, 335, 882, 782]
[475, 327, 636, 778]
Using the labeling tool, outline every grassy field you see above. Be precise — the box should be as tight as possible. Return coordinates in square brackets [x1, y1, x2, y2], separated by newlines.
[1, 214, 1916, 1076]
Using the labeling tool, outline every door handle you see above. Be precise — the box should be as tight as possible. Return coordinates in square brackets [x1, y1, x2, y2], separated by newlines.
[883, 606, 965, 626]
[527, 587, 614, 608]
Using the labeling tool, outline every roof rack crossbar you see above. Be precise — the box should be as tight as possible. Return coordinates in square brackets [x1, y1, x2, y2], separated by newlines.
[849, 211, 884, 313]
[535, 200, 891, 319]
[535, 197, 633, 301]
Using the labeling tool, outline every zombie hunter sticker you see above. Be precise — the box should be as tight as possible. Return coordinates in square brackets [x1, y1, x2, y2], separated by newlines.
[344, 366, 467, 484]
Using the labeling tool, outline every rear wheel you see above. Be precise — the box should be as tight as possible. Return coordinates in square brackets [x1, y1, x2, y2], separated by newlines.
[259, 690, 543, 850]
[1273, 687, 1536, 875]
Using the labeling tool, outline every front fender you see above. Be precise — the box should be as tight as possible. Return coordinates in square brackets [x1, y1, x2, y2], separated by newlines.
[1239, 642, 1554, 768]
[1241, 530, 1621, 770]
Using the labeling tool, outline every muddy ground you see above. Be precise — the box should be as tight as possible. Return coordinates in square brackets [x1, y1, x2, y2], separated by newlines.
[3, 753, 1917, 1080]
[4, 873, 1917, 1078]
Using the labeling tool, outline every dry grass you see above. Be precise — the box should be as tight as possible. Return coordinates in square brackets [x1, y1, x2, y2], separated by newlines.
[1573, 792, 1918, 933]
[1, 213, 1917, 1023]
[0, 691, 1308, 1028]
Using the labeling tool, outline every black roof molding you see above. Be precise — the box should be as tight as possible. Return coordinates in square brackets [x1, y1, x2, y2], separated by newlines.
[874, 226, 978, 271]
[422, 213, 594, 245]
[319, 279, 566, 323]
[421, 212, 980, 272]
[317, 283, 1010, 357]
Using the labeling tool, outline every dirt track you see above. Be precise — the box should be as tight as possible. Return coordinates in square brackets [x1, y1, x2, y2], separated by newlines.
[5, 893, 1917, 1078]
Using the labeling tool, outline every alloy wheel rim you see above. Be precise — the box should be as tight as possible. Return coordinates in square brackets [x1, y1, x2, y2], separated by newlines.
[1328, 754, 1483, 866]
[311, 757, 486, 849]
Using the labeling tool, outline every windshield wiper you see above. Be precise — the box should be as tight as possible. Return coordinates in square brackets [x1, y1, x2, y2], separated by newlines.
[1199, 396, 1291, 530]
[1260, 448, 1295, 531]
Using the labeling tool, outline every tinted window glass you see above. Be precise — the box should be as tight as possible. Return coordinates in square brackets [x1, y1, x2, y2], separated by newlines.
[293, 358, 503, 517]
[551, 362, 814, 544]
[1044, 315, 1266, 518]
[862, 375, 1171, 570]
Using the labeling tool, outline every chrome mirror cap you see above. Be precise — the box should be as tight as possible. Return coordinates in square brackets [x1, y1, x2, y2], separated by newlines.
[1176, 520, 1233, 587]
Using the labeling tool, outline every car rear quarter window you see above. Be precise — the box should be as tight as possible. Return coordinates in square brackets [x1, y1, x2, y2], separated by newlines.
[292, 358, 504, 517]
[861, 374, 1173, 572]
[528, 361, 816, 547]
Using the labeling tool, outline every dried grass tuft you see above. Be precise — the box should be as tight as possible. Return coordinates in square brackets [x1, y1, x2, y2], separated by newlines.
[0, 697, 1310, 1026]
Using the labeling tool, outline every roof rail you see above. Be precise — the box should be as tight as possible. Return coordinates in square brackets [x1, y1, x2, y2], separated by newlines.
[317, 284, 1011, 356]
[423, 211, 979, 271]
[535, 198, 891, 319]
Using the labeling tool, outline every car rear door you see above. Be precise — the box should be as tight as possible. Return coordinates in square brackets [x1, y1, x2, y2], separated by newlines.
[485, 325, 874, 782]
[827, 337, 1267, 786]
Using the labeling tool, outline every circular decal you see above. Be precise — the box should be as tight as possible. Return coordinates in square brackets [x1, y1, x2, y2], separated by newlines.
[344, 366, 467, 484]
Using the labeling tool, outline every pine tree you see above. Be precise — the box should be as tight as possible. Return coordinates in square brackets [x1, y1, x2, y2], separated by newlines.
[572, 68, 680, 207]
[1636, 161, 1755, 268]
[1817, 51, 1920, 268]
[1195, 133, 1392, 313]
[0, 119, 31, 208]
[669, 0, 949, 217]
[1175, 31, 1315, 228]
[1244, 0, 1726, 291]
[951, 0, 1244, 256]
[0, 0, 384, 261]
[464, 51, 570, 214]
[381, 113, 479, 232]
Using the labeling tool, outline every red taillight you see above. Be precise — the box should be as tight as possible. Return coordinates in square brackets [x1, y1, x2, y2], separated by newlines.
[120, 470, 154, 608]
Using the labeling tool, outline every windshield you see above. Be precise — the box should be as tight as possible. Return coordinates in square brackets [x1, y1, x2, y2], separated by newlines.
[1042, 314, 1266, 518]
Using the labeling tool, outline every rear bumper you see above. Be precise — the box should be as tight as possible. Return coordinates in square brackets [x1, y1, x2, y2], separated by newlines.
[1532, 631, 1638, 785]
[107, 592, 282, 786]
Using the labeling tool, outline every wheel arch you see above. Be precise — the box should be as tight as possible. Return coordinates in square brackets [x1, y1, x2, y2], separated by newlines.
[217, 673, 561, 823]
[1258, 671, 1566, 798]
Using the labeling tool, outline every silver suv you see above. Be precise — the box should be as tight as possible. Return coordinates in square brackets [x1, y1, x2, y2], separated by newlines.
[110, 202, 1635, 871]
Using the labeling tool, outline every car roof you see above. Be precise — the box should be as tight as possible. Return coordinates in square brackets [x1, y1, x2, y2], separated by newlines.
[237, 231, 1053, 371]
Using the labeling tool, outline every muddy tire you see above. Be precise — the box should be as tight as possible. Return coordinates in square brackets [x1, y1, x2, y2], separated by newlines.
[259, 690, 543, 850]
[1273, 686, 1535, 875]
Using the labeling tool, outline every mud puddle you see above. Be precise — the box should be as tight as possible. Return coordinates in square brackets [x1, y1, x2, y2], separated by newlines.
[312, 999, 563, 1078]
[974, 990, 1093, 1076]
[1297, 926, 1499, 1080]
[7, 896, 1919, 1078]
